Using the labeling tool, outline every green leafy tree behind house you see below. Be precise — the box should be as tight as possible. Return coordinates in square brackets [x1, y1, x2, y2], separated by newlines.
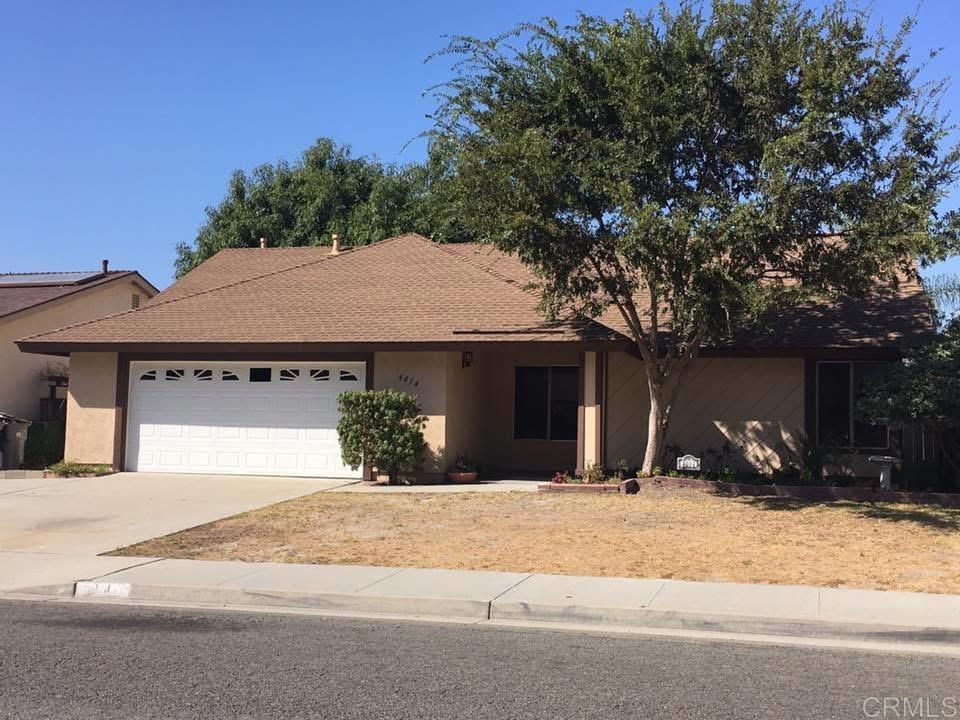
[174, 138, 465, 276]
[430, 0, 960, 473]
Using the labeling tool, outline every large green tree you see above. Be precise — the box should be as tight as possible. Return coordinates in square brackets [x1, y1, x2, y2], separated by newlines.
[859, 316, 960, 484]
[432, 0, 960, 472]
[175, 138, 461, 276]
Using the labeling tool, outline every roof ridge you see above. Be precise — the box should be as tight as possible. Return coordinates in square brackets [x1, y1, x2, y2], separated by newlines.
[0, 270, 135, 278]
[16, 235, 415, 342]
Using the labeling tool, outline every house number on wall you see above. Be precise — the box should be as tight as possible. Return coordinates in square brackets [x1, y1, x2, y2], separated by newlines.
[398, 373, 420, 388]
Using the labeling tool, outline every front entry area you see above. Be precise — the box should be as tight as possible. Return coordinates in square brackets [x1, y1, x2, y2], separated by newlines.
[125, 361, 365, 478]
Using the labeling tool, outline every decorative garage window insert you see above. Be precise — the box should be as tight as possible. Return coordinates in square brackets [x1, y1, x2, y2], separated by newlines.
[165, 369, 185, 381]
[139, 370, 157, 382]
[249, 368, 272, 383]
[310, 369, 330, 382]
[339, 369, 359, 382]
[280, 369, 300, 382]
[221, 370, 239, 382]
[193, 369, 213, 381]
[514, 366, 578, 441]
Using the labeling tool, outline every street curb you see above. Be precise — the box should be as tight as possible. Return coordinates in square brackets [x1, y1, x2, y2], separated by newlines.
[71, 582, 494, 620]
[26, 579, 959, 651]
[489, 600, 960, 646]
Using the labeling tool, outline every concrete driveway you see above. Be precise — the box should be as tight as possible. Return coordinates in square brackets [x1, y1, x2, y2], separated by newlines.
[0, 472, 351, 555]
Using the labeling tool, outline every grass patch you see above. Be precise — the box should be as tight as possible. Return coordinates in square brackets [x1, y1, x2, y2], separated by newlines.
[47, 461, 113, 477]
[109, 488, 960, 594]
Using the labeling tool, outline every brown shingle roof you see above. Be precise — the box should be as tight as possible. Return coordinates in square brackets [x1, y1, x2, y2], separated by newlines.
[0, 271, 154, 320]
[17, 233, 933, 353]
[434, 242, 934, 349]
[18, 234, 622, 350]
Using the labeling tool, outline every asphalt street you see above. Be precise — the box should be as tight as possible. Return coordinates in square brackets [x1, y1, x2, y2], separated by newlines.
[0, 599, 956, 719]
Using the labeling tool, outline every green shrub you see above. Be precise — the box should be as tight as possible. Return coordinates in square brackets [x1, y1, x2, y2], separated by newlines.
[22, 420, 65, 469]
[337, 389, 427, 485]
[580, 463, 606, 484]
[47, 461, 112, 477]
[778, 431, 833, 486]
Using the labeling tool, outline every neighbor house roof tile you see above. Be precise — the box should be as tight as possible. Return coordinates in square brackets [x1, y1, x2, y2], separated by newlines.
[0, 271, 150, 320]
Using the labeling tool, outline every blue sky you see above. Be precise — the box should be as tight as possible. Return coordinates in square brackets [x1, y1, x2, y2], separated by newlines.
[3, 0, 959, 290]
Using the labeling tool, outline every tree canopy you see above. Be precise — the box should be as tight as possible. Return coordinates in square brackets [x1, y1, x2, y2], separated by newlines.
[430, 0, 960, 471]
[174, 138, 464, 277]
[859, 317, 960, 482]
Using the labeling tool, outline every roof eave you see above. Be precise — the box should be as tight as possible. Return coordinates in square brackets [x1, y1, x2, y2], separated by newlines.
[15, 338, 632, 357]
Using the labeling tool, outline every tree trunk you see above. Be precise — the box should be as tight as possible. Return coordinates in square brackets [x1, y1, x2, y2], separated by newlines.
[640, 357, 699, 475]
[641, 379, 668, 475]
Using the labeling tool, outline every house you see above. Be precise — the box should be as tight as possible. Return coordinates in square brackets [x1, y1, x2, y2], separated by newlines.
[15, 234, 933, 481]
[1, 263, 157, 468]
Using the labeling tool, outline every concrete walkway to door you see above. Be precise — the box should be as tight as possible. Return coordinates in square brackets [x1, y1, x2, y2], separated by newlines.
[0, 472, 349, 556]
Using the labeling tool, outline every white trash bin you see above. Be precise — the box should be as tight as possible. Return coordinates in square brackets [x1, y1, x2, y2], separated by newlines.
[867, 455, 898, 491]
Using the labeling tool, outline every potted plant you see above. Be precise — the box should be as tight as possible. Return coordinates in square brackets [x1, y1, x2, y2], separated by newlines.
[447, 454, 479, 484]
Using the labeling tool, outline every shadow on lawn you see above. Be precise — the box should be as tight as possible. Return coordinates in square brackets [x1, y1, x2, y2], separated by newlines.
[740, 496, 960, 531]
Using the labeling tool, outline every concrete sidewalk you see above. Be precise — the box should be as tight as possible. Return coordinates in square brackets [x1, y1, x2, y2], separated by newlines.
[7, 555, 960, 654]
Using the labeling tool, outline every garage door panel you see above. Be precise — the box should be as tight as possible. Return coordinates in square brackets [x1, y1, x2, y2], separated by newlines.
[126, 362, 363, 478]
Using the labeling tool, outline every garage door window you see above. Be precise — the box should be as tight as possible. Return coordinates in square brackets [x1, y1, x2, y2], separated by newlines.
[139, 370, 157, 381]
[310, 369, 330, 381]
[339, 369, 359, 382]
[221, 370, 239, 382]
[165, 369, 184, 381]
[193, 369, 213, 381]
[280, 369, 300, 382]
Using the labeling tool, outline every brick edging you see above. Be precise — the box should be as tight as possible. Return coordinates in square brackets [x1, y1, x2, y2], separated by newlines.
[620, 476, 960, 508]
[537, 481, 630, 494]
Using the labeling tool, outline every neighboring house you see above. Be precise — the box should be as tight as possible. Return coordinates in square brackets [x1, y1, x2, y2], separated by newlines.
[16, 234, 933, 481]
[1, 264, 157, 468]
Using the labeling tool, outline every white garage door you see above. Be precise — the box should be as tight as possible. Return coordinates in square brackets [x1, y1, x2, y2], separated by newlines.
[126, 361, 365, 478]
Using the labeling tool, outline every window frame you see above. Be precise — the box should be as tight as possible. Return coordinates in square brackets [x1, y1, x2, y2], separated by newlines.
[815, 360, 890, 450]
[513, 365, 579, 442]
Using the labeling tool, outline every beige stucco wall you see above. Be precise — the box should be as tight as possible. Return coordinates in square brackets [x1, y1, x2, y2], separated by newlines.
[2, 278, 151, 420]
[444, 351, 483, 466]
[63, 352, 119, 464]
[470, 346, 580, 474]
[373, 351, 450, 473]
[606, 354, 805, 473]
[373, 348, 581, 476]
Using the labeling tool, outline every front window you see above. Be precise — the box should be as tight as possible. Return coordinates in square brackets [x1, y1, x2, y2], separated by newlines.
[816, 361, 889, 449]
[514, 366, 578, 441]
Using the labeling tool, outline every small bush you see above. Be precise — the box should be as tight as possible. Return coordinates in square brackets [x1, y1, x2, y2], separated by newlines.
[337, 389, 427, 485]
[580, 463, 606, 484]
[22, 420, 65, 469]
[451, 454, 478, 473]
[552, 471, 571, 484]
[47, 461, 112, 477]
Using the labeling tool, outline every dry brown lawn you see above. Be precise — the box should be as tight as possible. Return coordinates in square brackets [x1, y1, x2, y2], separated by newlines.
[110, 488, 960, 594]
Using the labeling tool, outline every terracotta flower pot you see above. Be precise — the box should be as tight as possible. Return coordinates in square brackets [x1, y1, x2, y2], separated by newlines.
[447, 471, 478, 484]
